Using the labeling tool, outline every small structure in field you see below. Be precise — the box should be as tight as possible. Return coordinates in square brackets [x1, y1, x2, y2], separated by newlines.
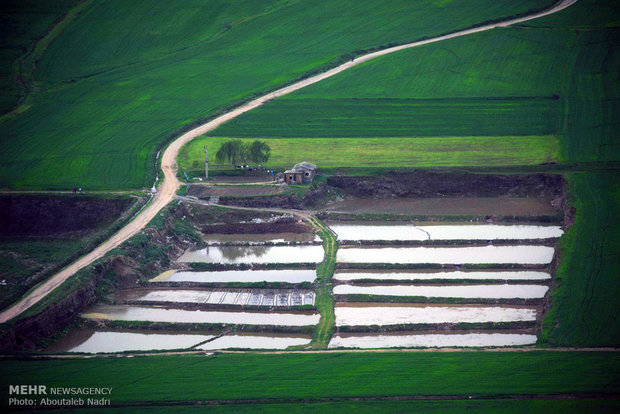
[284, 162, 317, 185]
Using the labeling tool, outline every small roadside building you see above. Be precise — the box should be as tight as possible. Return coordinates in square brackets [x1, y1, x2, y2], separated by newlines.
[284, 162, 317, 185]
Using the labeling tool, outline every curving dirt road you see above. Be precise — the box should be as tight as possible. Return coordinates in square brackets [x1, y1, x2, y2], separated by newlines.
[0, 0, 578, 324]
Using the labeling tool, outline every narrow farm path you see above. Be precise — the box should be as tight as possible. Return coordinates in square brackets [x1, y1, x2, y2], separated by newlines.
[0, 0, 579, 323]
[307, 217, 337, 348]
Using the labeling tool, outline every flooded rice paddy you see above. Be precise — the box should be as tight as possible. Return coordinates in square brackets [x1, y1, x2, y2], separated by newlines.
[151, 269, 316, 284]
[204, 232, 320, 244]
[83, 305, 320, 326]
[333, 270, 551, 281]
[334, 304, 537, 326]
[178, 245, 324, 264]
[328, 222, 563, 241]
[333, 284, 548, 299]
[328, 332, 537, 348]
[337, 245, 554, 264]
[46, 330, 214, 354]
[197, 334, 310, 350]
[124, 288, 315, 306]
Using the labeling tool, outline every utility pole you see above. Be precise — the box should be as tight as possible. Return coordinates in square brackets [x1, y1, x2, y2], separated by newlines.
[205, 146, 209, 179]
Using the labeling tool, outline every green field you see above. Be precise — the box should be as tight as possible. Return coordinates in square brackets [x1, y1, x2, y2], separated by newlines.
[541, 171, 620, 346]
[1, 352, 619, 407]
[179, 136, 559, 174]
[44, 400, 620, 414]
[193, 0, 619, 167]
[0, 0, 554, 190]
[0, 0, 78, 114]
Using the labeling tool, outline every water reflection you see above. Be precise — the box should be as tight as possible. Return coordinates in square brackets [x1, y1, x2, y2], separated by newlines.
[178, 245, 324, 264]
[328, 333, 537, 348]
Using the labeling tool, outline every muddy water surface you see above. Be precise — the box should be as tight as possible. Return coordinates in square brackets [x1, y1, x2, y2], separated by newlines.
[46, 330, 213, 353]
[204, 232, 320, 244]
[178, 245, 324, 264]
[334, 270, 551, 281]
[323, 197, 557, 216]
[333, 284, 549, 299]
[328, 332, 537, 348]
[198, 334, 311, 350]
[83, 305, 320, 326]
[334, 304, 537, 326]
[154, 269, 316, 284]
[328, 222, 563, 241]
[337, 245, 554, 264]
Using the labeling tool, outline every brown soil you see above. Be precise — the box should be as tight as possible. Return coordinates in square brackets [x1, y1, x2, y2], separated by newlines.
[0, 195, 133, 237]
[188, 184, 286, 198]
[202, 219, 312, 235]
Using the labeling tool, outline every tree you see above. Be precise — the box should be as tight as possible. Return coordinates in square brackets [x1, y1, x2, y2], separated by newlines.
[216, 139, 271, 166]
[248, 140, 270, 164]
[216, 140, 246, 166]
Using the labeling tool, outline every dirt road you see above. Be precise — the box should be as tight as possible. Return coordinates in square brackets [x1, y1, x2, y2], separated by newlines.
[0, 0, 578, 324]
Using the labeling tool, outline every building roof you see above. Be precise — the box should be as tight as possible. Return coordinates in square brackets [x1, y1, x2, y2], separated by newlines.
[292, 161, 317, 171]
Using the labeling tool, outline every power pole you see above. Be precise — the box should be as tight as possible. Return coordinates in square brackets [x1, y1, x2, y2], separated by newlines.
[205, 146, 209, 179]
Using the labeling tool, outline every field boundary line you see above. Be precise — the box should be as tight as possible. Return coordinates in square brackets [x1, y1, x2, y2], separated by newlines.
[0, 0, 579, 324]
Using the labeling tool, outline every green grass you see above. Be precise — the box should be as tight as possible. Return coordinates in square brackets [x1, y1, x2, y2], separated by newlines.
[180, 136, 560, 173]
[1, 352, 619, 405]
[540, 172, 620, 346]
[308, 218, 337, 348]
[208, 97, 563, 138]
[203, 0, 620, 165]
[0, 0, 555, 190]
[0, 0, 78, 114]
[23, 400, 620, 414]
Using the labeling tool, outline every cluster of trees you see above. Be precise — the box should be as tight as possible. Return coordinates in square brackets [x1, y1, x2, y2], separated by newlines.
[215, 139, 271, 166]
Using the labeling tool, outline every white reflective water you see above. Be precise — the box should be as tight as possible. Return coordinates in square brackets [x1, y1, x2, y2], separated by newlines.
[337, 245, 554, 264]
[204, 233, 320, 243]
[198, 334, 310, 350]
[333, 270, 550, 281]
[333, 284, 549, 299]
[47, 330, 213, 353]
[334, 305, 536, 326]
[178, 245, 324, 264]
[328, 333, 537, 348]
[127, 289, 315, 306]
[329, 222, 563, 241]
[155, 269, 317, 284]
[83, 305, 320, 326]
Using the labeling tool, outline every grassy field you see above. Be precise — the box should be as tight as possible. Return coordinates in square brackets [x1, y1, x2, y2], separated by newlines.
[195, 0, 619, 167]
[180, 136, 559, 175]
[540, 172, 620, 346]
[0, 0, 554, 190]
[40, 400, 620, 414]
[1, 352, 619, 405]
[0, 0, 78, 114]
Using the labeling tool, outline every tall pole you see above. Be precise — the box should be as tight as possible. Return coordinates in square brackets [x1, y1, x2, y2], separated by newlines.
[205, 146, 208, 179]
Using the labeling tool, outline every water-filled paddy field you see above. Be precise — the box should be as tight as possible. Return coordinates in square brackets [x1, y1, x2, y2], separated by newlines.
[178, 245, 324, 264]
[151, 269, 317, 284]
[333, 270, 551, 281]
[122, 288, 315, 306]
[334, 304, 537, 326]
[82, 305, 320, 326]
[196, 334, 310, 350]
[46, 330, 214, 354]
[203, 232, 321, 244]
[336, 245, 554, 264]
[328, 332, 537, 348]
[333, 284, 548, 299]
[328, 222, 563, 241]
[45, 330, 311, 353]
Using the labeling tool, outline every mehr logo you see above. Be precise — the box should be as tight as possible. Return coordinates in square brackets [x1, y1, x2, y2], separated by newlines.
[9, 385, 47, 395]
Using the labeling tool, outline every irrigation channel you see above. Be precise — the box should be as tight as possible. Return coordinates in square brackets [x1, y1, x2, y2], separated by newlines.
[46, 217, 565, 354]
[0, 0, 580, 324]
